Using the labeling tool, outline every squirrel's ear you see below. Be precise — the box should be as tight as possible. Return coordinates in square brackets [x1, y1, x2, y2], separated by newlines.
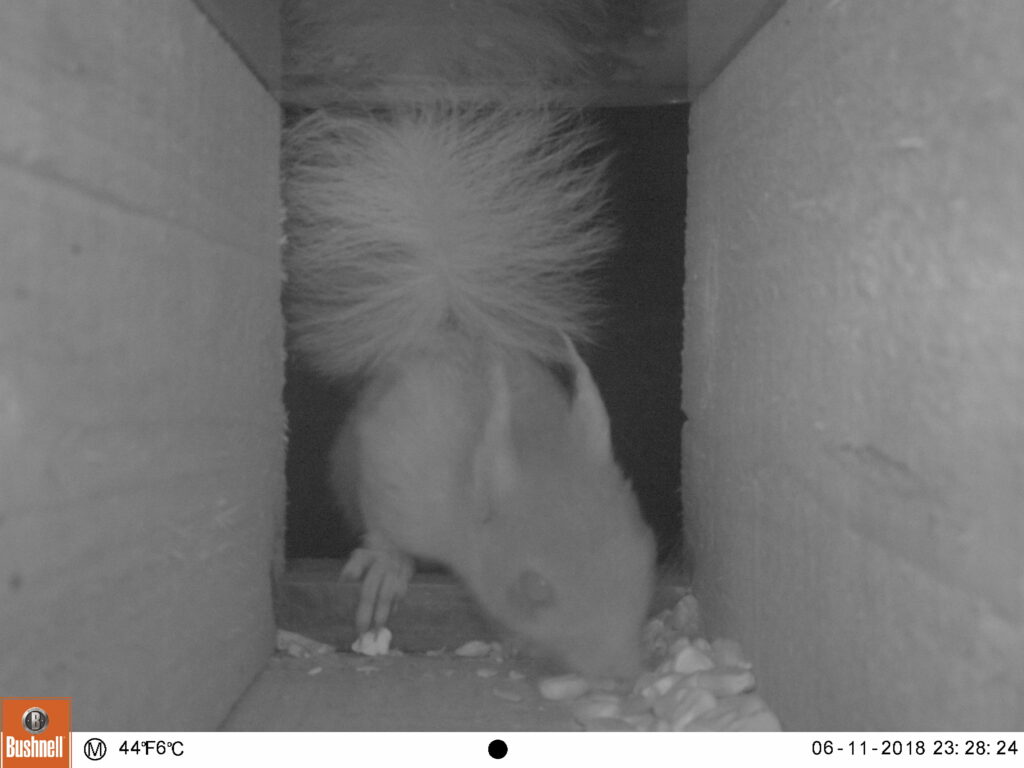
[472, 360, 518, 516]
[563, 334, 613, 463]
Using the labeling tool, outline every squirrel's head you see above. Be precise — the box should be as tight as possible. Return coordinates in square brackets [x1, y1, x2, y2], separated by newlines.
[462, 337, 656, 679]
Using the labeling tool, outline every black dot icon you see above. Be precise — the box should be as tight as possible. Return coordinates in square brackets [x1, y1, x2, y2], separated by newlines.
[488, 739, 508, 759]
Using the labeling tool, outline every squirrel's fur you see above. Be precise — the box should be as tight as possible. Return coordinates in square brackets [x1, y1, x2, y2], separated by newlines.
[282, 12, 655, 679]
[284, 100, 614, 378]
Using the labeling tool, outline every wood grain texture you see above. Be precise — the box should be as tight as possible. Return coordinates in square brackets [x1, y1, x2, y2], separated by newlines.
[0, 0, 284, 729]
[685, 0, 1024, 729]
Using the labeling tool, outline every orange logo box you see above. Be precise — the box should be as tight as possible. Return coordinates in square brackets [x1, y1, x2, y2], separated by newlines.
[1, 699, 71, 768]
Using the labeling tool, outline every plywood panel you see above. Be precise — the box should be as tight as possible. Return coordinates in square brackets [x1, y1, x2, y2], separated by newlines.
[684, 0, 1024, 729]
[192, 0, 281, 90]
[0, 0, 285, 729]
[686, 0, 784, 96]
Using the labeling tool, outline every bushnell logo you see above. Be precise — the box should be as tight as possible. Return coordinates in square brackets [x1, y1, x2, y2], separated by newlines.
[2, 698, 71, 767]
[21, 707, 49, 735]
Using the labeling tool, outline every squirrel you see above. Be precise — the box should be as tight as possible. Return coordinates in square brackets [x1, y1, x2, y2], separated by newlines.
[283, 99, 656, 679]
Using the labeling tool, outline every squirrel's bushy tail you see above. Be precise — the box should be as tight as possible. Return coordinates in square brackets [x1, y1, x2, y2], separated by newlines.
[283, 100, 615, 379]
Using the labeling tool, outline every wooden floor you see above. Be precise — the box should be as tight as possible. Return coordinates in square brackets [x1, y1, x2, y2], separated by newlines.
[223, 559, 686, 731]
[222, 647, 580, 731]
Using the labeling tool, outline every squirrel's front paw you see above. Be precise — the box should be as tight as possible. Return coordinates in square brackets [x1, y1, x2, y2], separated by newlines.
[341, 546, 414, 633]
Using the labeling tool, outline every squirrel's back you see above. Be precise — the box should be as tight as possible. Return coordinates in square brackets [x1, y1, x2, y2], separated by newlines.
[283, 100, 615, 379]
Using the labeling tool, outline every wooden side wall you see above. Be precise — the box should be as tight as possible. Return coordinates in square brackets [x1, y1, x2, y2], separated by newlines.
[685, 0, 1024, 729]
[0, 0, 285, 729]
